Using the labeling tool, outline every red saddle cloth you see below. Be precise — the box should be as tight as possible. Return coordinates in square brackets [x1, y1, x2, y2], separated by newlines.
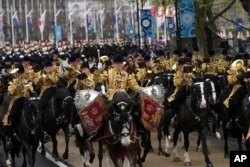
[78, 95, 105, 136]
[140, 92, 164, 132]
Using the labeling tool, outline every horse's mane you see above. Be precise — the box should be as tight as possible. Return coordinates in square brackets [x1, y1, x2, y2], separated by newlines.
[112, 91, 131, 104]
[10, 97, 26, 126]
[54, 88, 71, 101]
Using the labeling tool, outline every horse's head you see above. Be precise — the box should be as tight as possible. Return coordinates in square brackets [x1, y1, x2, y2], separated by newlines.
[162, 71, 174, 92]
[54, 88, 75, 125]
[108, 91, 134, 146]
[26, 95, 41, 128]
[217, 72, 228, 91]
[192, 81, 209, 109]
[205, 79, 217, 105]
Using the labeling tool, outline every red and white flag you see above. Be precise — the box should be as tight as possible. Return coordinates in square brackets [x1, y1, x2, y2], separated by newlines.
[38, 10, 46, 33]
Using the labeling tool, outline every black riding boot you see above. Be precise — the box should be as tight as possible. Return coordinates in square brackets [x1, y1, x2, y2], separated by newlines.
[40, 126, 51, 143]
[4, 126, 13, 150]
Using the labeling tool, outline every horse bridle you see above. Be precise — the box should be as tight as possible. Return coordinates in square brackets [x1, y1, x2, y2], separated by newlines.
[187, 83, 208, 121]
[109, 102, 133, 141]
[23, 97, 40, 135]
[52, 96, 74, 125]
[205, 79, 217, 104]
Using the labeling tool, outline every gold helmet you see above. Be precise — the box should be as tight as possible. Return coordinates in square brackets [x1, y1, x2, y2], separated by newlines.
[231, 59, 246, 72]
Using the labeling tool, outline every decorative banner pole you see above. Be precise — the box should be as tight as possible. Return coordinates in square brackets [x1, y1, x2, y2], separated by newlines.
[69, 9, 75, 47]
[11, 6, 15, 47]
[54, 0, 61, 48]
[84, 0, 88, 43]
[99, 3, 104, 40]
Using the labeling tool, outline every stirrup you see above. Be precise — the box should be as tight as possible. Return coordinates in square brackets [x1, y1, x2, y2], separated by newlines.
[171, 115, 178, 126]
[226, 120, 232, 130]
[6, 138, 13, 150]
[43, 134, 51, 143]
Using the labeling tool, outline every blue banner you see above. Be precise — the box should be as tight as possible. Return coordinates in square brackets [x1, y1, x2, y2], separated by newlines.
[179, 0, 196, 38]
[55, 25, 62, 41]
[167, 17, 175, 35]
[237, 18, 243, 32]
[128, 25, 135, 40]
[140, 9, 154, 38]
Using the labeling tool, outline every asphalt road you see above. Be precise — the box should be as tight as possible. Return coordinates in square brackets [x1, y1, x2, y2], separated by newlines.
[0, 141, 63, 167]
[0, 128, 246, 167]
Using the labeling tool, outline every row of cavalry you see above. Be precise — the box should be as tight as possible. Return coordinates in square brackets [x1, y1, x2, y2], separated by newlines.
[0, 60, 250, 167]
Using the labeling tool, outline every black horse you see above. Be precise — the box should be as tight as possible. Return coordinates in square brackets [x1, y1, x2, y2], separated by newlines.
[72, 100, 104, 167]
[40, 87, 75, 161]
[103, 91, 141, 167]
[0, 93, 41, 167]
[157, 70, 175, 157]
[172, 81, 213, 167]
[222, 81, 250, 158]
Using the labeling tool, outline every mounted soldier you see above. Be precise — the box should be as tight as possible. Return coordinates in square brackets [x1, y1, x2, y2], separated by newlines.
[2, 64, 35, 149]
[223, 59, 247, 129]
[167, 58, 194, 124]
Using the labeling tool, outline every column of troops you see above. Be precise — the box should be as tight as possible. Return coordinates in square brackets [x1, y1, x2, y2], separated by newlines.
[0, 39, 250, 147]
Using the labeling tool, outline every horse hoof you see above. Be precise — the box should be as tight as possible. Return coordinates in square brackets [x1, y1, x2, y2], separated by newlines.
[140, 158, 146, 163]
[41, 151, 46, 157]
[173, 157, 181, 162]
[206, 163, 214, 167]
[62, 152, 69, 159]
[224, 153, 229, 158]
[54, 157, 60, 161]
[184, 161, 192, 166]
[158, 151, 162, 155]
[163, 151, 171, 157]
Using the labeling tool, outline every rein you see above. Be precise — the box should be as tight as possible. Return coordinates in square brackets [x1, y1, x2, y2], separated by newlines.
[51, 96, 73, 125]
[23, 98, 40, 135]
[186, 95, 207, 122]
[98, 121, 138, 145]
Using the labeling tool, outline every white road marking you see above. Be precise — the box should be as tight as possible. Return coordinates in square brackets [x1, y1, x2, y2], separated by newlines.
[37, 146, 68, 167]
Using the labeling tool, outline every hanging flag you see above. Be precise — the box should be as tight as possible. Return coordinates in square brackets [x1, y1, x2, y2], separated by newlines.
[179, 0, 195, 38]
[87, 10, 96, 33]
[50, 20, 55, 30]
[114, 6, 122, 15]
[128, 24, 135, 40]
[156, 6, 165, 30]
[26, 10, 33, 32]
[93, 12, 96, 33]
[38, 10, 46, 33]
[0, 13, 4, 38]
[68, 9, 76, 24]
[236, 18, 243, 33]
[167, 17, 175, 35]
[12, 12, 21, 32]
[140, 9, 154, 38]
[55, 25, 62, 41]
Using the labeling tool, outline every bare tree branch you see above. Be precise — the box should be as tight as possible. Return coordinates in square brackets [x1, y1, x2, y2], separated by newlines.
[207, 0, 236, 26]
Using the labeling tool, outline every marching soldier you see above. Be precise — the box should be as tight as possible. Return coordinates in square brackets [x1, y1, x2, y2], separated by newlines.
[2, 64, 35, 149]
